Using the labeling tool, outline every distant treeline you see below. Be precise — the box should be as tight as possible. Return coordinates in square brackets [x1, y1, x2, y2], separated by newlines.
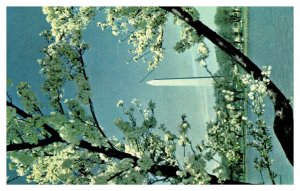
[210, 7, 249, 182]
[213, 7, 246, 102]
[214, 7, 244, 41]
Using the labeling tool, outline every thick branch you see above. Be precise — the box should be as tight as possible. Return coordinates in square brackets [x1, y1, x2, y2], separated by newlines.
[78, 141, 248, 184]
[7, 101, 31, 118]
[78, 140, 136, 161]
[161, 7, 293, 166]
[7, 101, 65, 151]
[7, 136, 64, 151]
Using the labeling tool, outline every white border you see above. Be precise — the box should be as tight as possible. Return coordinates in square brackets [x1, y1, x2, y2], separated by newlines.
[1, 0, 299, 191]
[0, 0, 7, 188]
[2, 0, 298, 6]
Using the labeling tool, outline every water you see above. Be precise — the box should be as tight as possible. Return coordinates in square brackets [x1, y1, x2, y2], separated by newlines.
[246, 7, 294, 184]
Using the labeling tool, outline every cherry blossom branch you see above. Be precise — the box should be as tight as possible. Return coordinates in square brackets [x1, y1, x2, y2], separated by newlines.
[6, 102, 248, 184]
[161, 7, 293, 166]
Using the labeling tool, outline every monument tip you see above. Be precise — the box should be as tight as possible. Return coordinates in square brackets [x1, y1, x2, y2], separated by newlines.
[146, 80, 154, 85]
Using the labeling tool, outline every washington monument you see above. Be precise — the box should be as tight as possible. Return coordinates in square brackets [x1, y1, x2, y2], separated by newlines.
[146, 77, 215, 87]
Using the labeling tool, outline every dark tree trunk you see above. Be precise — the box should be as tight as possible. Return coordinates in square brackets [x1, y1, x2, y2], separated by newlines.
[161, 7, 293, 166]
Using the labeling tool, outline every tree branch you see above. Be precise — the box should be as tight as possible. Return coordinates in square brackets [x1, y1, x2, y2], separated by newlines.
[6, 96, 248, 184]
[56, 89, 65, 115]
[80, 140, 248, 184]
[7, 92, 13, 103]
[161, 7, 293, 166]
[7, 101, 60, 137]
[78, 49, 116, 149]
[7, 136, 64, 151]
[7, 172, 30, 184]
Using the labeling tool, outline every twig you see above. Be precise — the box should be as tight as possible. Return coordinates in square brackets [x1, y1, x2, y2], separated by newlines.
[7, 92, 13, 103]
[140, 68, 156, 83]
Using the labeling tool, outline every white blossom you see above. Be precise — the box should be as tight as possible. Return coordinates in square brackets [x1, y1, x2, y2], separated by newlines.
[226, 104, 235, 110]
[131, 98, 140, 107]
[242, 116, 248, 121]
[198, 42, 209, 55]
[116, 100, 124, 107]
[199, 59, 207, 67]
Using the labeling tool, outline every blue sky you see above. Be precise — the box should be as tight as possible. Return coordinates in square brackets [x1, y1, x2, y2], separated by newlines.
[7, 7, 51, 184]
[82, 7, 219, 139]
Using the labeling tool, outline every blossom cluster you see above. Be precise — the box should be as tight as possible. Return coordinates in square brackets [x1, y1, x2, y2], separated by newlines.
[17, 82, 41, 115]
[42, 7, 96, 43]
[114, 99, 217, 184]
[98, 7, 167, 70]
[174, 155, 211, 184]
[234, 64, 277, 183]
